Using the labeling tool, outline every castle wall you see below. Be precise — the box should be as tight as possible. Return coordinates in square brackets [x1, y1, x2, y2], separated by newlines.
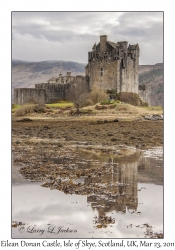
[64, 76, 90, 100]
[35, 83, 66, 103]
[14, 88, 45, 104]
[138, 85, 151, 104]
[36, 76, 89, 103]
[122, 57, 139, 94]
[72, 75, 89, 85]
[87, 56, 139, 94]
[88, 59, 120, 91]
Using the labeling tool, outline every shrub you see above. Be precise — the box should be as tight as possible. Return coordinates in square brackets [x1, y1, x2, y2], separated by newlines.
[14, 103, 46, 116]
[14, 104, 36, 116]
[34, 104, 45, 113]
[89, 87, 108, 105]
[84, 98, 94, 106]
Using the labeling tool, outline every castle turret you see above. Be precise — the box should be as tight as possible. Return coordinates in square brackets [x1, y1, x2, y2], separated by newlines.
[92, 43, 96, 52]
[58, 71, 63, 84]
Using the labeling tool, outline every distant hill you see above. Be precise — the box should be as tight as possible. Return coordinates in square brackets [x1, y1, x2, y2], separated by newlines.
[12, 60, 163, 106]
[12, 60, 86, 89]
[139, 63, 163, 106]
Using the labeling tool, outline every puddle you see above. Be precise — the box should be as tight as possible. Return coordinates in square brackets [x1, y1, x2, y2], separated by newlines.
[12, 147, 163, 238]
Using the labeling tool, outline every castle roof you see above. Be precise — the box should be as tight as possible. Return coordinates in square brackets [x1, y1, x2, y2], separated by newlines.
[128, 44, 138, 50]
[107, 41, 117, 48]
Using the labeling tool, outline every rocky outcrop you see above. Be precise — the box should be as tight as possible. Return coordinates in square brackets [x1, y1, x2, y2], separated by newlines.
[142, 114, 163, 121]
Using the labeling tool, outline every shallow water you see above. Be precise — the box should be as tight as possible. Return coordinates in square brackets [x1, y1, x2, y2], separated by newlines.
[12, 147, 163, 238]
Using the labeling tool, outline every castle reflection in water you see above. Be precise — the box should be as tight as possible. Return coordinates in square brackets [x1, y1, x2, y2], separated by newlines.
[84, 150, 163, 218]
[86, 161, 138, 217]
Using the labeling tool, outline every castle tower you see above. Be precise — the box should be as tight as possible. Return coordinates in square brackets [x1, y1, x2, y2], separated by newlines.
[85, 35, 139, 94]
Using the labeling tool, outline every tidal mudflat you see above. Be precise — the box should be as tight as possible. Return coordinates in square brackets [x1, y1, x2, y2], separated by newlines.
[12, 118, 163, 238]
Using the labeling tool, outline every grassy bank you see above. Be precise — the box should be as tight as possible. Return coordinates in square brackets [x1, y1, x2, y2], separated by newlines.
[45, 101, 73, 109]
[12, 100, 163, 121]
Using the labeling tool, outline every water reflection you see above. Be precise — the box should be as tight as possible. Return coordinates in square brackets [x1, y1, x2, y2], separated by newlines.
[86, 163, 138, 215]
[77, 147, 162, 217]
[81, 153, 138, 227]
[12, 147, 163, 238]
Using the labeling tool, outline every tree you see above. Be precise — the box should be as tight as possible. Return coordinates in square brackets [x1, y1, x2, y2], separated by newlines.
[66, 81, 90, 113]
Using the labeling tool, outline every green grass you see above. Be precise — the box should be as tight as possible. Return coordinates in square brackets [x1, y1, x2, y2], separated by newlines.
[12, 102, 73, 113]
[45, 102, 73, 109]
[12, 104, 21, 112]
[100, 100, 116, 105]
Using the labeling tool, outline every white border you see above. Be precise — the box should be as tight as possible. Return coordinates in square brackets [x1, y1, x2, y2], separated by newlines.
[1, 0, 174, 248]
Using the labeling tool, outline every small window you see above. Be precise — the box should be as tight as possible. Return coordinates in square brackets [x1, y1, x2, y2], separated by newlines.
[100, 68, 103, 76]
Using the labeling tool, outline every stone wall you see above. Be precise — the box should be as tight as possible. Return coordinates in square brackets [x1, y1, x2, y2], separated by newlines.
[64, 77, 90, 101]
[35, 76, 89, 103]
[88, 59, 120, 91]
[14, 88, 46, 104]
[35, 83, 66, 103]
[14, 75, 89, 104]
[87, 56, 139, 94]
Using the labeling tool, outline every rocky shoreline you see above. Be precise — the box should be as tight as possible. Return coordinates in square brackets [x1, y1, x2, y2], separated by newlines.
[142, 114, 163, 121]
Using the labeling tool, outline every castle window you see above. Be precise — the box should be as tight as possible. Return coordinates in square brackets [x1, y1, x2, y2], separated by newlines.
[100, 68, 103, 76]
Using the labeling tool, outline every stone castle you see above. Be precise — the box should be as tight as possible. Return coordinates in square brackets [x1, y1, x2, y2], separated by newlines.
[14, 35, 151, 104]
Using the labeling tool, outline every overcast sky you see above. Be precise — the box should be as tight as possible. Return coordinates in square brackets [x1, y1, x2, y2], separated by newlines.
[12, 12, 163, 65]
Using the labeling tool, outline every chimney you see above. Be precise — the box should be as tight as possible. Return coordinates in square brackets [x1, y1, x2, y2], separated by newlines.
[100, 35, 107, 51]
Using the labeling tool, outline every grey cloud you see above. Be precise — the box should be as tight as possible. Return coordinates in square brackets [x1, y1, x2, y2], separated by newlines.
[12, 12, 163, 64]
